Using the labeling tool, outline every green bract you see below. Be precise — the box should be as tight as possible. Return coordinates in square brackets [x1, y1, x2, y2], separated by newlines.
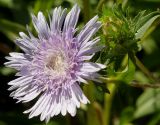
[101, 4, 160, 55]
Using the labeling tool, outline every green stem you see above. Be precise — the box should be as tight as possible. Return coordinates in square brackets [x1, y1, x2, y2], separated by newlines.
[130, 81, 160, 88]
[131, 55, 156, 82]
[103, 83, 116, 125]
[101, 77, 160, 88]
[84, 82, 100, 125]
[100, 77, 120, 84]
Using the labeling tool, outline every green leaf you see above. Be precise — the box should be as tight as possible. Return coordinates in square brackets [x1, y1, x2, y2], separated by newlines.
[135, 11, 160, 39]
[134, 71, 150, 83]
[95, 82, 110, 94]
[0, 19, 26, 40]
[133, 10, 146, 30]
[0, 0, 13, 8]
[65, 0, 83, 7]
[134, 88, 160, 119]
[136, 11, 160, 30]
[120, 107, 134, 125]
[142, 37, 159, 54]
[112, 4, 128, 23]
[32, 0, 55, 15]
[0, 67, 16, 75]
[116, 58, 135, 84]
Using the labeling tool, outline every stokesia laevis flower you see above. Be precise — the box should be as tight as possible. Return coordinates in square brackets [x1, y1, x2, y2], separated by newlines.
[5, 4, 106, 122]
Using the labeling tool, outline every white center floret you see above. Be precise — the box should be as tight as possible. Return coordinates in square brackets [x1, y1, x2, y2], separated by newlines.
[45, 52, 68, 77]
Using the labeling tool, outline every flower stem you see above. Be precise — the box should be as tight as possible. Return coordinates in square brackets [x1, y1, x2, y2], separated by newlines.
[130, 81, 160, 88]
[130, 54, 156, 82]
[103, 83, 116, 125]
[84, 82, 100, 125]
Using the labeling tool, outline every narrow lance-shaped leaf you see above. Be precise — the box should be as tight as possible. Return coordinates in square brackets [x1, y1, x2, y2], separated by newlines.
[135, 11, 160, 39]
[0, 19, 26, 40]
[116, 58, 135, 84]
[134, 89, 160, 119]
[136, 11, 160, 31]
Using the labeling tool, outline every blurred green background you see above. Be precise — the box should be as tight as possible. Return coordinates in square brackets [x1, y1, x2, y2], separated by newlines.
[0, 0, 160, 125]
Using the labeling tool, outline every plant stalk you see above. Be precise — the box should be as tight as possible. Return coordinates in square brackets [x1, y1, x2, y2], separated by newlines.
[103, 83, 116, 125]
[132, 55, 156, 82]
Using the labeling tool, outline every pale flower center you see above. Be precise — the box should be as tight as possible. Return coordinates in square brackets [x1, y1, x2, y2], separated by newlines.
[45, 52, 68, 76]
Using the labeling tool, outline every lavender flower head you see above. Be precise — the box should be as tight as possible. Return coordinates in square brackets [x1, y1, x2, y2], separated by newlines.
[5, 5, 106, 122]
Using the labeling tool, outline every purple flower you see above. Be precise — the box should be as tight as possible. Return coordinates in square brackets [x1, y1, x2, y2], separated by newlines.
[5, 4, 106, 122]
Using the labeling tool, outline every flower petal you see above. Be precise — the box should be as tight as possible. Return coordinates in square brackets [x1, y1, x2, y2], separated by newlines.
[50, 6, 67, 33]
[32, 12, 50, 39]
[77, 16, 101, 43]
[63, 4, 80, 32]
[80, 62, 106, 72]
